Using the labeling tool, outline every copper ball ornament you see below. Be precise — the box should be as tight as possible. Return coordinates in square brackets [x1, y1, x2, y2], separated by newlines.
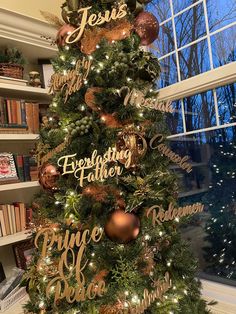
[38, 163, 60, 191]
[104, 210, 140, 244]
[134, 12, 159, 46]
[56, 24, 76, 47]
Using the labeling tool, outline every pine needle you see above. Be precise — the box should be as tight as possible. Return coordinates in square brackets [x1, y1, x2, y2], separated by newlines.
[40, 10, 64, 29]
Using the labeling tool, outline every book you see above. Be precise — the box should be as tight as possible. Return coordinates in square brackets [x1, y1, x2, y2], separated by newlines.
[25, 103, 34, 133]
[7, 205, 13, 234]
[1, 205, 10, 235]
[32, 103, 39, 133]
[23, 155, 31, 182]
[14, 205, 21, 233]
[0, 127, 27, 134]
[20, 100, 27, 125]
[14, 155, 24, 182]
[0, 268, 24, 300]
[0, 153, 19, 183]
[26, 208, 33, 225]
[10, 205, 17, 234]
[16, 101, 22, 125]
[6, 100, 11, 124]
[11, 100, 18, 124]
[19, 203, 26, 231]
[0, 98, 5, 125]
[0, 210, 6, 236]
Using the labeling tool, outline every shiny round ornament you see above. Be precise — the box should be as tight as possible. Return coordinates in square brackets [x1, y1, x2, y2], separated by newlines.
[134, 12, 159, 45]
[56, 24, 76, 47]
[38, 163, 60, 191]
[116, 129, 147, 167]
[104, 210, 140, 244]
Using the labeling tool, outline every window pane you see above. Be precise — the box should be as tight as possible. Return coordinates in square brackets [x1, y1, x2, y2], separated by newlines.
[208, 0, 236, 32]
[211, 25, 236, 68]
[147, 0, 171, 22]
[152, 21, 175, 57]
[217, 83, 236, 125]
[158, 53, 178, 88]
[166, 100, 184, 134]
[179, 39, 210, 80]
[184, 90, 216, 131]
[169, 127, 236, 282]
[175, 3, 206, 48]
[172, 0, 199, 14]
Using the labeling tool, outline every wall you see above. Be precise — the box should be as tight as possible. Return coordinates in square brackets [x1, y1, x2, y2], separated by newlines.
[0, 0, 63, 21]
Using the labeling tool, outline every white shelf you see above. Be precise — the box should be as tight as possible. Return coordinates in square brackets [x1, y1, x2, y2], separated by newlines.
[0, 230, 31, 247]
[0, 133, 39, 141]
[0, 82, 51, 103]
[0, 181, 39, 192]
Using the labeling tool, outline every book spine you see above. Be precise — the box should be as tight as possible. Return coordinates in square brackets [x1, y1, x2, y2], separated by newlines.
[32, 103, 39, 134]
[2, 205, 10, 235]
[14, 205, 21, 233]
[11, 100, 18, 124]
[20, 100, 27, 126]
[3, 101, 8, 124]
[7, 205, 13, 234]
[10, 205, 17, 234]
[0, 98, 4, 125]
[15, 155, 25, 182]
[0, 209, 7, 236]
[26, 208, 33, 225]
[23, 155, 31, 182]
[19, 203, 26, 231]
[25, 103, 34, 133]
[6, 99, 12, 124]
[16, 101, 22, 125]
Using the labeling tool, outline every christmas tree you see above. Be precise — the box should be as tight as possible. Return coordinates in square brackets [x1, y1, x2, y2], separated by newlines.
[24, 1, 209, 313]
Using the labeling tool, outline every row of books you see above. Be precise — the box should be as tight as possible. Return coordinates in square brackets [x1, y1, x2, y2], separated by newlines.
[0, 203, 32, 237]
[14, 154, 38, 182]
[0, 98, 39, 134]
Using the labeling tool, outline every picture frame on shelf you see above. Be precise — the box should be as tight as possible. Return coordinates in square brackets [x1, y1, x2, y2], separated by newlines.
[13, 240, 34, 270]
[38, 59, 54, 89]
[0, 153, 19, 184]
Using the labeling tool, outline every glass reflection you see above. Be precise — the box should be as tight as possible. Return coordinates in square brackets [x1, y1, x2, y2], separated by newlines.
[169, 127, 236, 281]
[184, 90, 216, 132]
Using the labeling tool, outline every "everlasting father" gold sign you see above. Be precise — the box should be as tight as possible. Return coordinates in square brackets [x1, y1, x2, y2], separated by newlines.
[57, 147, 132, 187]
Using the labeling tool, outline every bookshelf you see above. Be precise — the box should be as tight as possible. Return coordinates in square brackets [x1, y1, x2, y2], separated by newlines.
[0, 181, 39, 192]
[0, 83, 51, 104]
[0, 231, 31, 247]
[0, 134, 39, 141]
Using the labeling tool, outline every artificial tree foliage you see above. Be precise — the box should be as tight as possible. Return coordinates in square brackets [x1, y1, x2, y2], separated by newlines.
[23, 1, 210, 313]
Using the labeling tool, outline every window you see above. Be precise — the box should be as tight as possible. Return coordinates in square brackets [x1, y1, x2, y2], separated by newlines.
[148, 0, 236, 286]
[148, 0, 236, 86]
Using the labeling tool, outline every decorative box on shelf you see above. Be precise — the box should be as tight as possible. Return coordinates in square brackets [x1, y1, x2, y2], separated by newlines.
[0, 285, 26, 313]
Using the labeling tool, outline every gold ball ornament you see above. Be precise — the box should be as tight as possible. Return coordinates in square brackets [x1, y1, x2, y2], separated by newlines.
[56, 24, 76, 47]
[104, 210, 140, 244]
[116, 129, 147, 167]
[38, 163, 60, 191]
